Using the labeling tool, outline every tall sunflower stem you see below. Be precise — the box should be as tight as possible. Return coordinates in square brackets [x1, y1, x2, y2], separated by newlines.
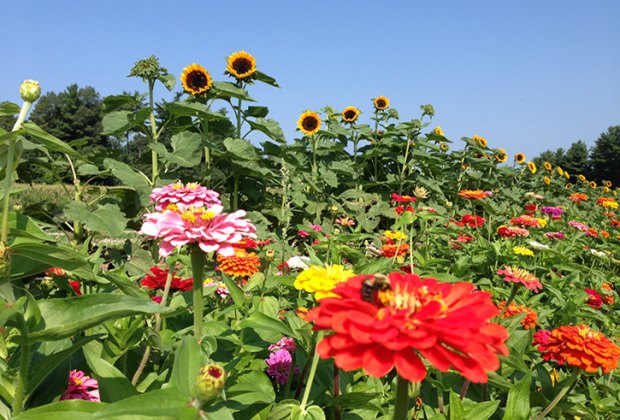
[190, 249, 207, 342]
[299, 330, 324, 413]
[399, 131, 412, 194]
[534, 368, 580, 420]
[148, 80, 159, 185]
[393, 375, 410, 420]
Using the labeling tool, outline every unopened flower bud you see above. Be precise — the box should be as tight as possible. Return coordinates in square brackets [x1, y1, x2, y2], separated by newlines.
[265, 249, 275, 261]
[333, 228, 341, 236]
[195, 364, 226, 403]
[20, 80, 41, 103]
[330, 205, 338, 214]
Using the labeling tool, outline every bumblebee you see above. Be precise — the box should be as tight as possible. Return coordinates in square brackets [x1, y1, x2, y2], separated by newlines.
[361, 274, 392, 304]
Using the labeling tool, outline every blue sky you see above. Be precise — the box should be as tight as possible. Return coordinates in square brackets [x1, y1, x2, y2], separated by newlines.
[1, 1, 619, 160]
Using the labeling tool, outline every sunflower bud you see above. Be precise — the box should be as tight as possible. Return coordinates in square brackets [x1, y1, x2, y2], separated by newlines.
[20, 80, 41, 103]
[420, 104, 435, 118]
[0, 241, 10, 278]
[265, 249, 275, 261]
[195, 364, 226, 403]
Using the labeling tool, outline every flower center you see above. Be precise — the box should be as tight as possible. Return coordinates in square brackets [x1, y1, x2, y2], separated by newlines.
[180, 207, 216, 227]
[302, 117, 318, 131]
[233, 58, 253, 75]
[187, 70, 208, 90]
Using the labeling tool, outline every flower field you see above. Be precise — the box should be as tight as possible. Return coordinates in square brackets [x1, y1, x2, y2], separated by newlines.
[1, 53, 619, 420]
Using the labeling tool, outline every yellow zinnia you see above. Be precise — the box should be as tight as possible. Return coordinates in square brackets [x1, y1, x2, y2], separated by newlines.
[297, 111, 321, 136]
[226, 51, 257, 80]
[294, 264, 354, 300]
[180, 64, 213, 95]
[513, 246, 534, 257]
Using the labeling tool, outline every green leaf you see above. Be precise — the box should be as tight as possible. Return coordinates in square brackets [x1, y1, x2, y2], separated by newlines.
[10, 241, 95, 281]
[464, 400, 500, 420]
[223, 137, 260, 161]
[291, 405, 326, 420]
[449, 391, 466, 420]
[158, 73, 177, 91]
[502, 372, 532, 420]
[7, 212, 53, 242]
[103, 94, 143, 112]
[0, 102, 20, 117]
[103, 158, 151, 205]
[27, 335, 101, 393]
[26, 294, 170, 342]
[254, 70, 280, 87]
[22, 122, 81, 158]
[95, 388, 196, 419]
[13, 399, 104, 419]
[211, 81, 254, 101]
[247, 118, 285, 143]
[220, 273, 246, 308]
[83, 341, 139, 402]
[245, 106, 269, 118]
[228, 371, 275, 405]
[101, 109, 150, 135]
[64, 202, 129, 236]
[169, 336, 203, 397]
[166, 102, 226, 120]
[240, 312, 295, 342]
[169, 131, 202, 167]
[77, 163, 103, 176]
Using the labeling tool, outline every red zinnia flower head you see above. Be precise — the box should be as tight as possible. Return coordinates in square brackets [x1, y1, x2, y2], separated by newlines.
[297, 230, 310, 238]
[307, 272, 509, 383]
[233, 238, 258, 249]
[510, 215, 540, 227]
[450, 220, 465, 228]
[523, 203, 537, 213]
[46, 267, 67, 277]
[69, 280, 81, 296]
[141, 266, 193, 292]
[585, 288, 603, 309]
[391, 193, 416, 203]
[534, 325, 620, 373]
[458, 190, 492, 200]
[496, 266, 542, 292]
[395, 205, 415, 215]
[497, 225, 530, 238]
[461, 214, 486, 228]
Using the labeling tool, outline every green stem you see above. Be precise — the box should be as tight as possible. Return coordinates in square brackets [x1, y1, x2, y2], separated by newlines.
[190, 249, 207, 342]
[299, 331, 324, 412]
[399, 131, 412, 194]
[148, 80, 159, 185]
[232, 171, 239, 211]
[311, 136, 318, 183]
[499, 283, 520, 319]
[534, 369, 580, 420]
[393, 375, 410, 420]
[12, 316, 31, 416]
[1, 101, 32, 245]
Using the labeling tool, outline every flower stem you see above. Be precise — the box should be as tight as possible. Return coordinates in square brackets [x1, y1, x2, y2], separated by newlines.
[148, 80, 159, 185]
[534, 368, 580, 420]
[499, 283, 520, 319]
[1, 101, 32, 246]
[299, 330, 324, 412]
[393, 375, 410, 420]
[191, 249, 207, 342]
[12, 315, 31, 416]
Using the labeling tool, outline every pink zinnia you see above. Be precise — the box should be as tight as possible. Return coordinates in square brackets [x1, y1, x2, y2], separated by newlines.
[585, 288, 603, 309]
[568, 220, 589, 232]
[265, 349, 293, 385]
[140, 204, 256, 258]
[150, 181, 221, 211]
[297, 230, 310, 238]
[496, 266, 542, 292]
[61, 370, 100, 402]
[269, 337, 296, 353]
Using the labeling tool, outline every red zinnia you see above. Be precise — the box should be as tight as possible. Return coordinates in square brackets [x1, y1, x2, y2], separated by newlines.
[497, 225, 530, 238]
[533, 325, 620, 373]
[395, 205, 415, 215]
[584, 288, 603, 309]
[141, 266, 193, 292]
[461, 214, 486, 228]
[307, 272, 509, 383]
[391, 193, 416, 203]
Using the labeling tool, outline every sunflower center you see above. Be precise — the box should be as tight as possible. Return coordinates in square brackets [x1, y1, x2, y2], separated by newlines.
[233, 58, 253, 76]
[187, 70, 208, 90]
[376, 99, 386, 108]
[344, 110, 356, 120]
[302, 117, 318, 131]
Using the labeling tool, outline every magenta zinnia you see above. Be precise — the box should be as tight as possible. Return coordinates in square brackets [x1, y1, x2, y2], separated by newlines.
[61, 370, 100, 402]
[307, 272, 509, 383]
[140, 203, 256, 257]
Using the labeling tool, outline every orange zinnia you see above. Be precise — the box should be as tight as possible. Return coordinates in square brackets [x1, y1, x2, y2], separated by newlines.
[497, 301, 538, 329]
[217, 249, 261, 278]
[458, 190, 491, 199]
[381, 243, 410, 258]
[534, 325, 620, 373]
[307, 272, 509, 383]
[569, 193, 588, 203]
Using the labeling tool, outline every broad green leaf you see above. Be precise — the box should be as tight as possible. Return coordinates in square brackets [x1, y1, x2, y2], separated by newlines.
[463, 400, 500, 420]
[103, 273, 149, 299]
[10, 241, 95, 281]
[64, 202, 129, 236]
[13, 399, 104, 419]
[77, 163, 103, 176]
[101, 109, 150, 135]
[158, 73, 177, 91]
[83, 342, 138, 402]
[7, 212, 53, 241]
[168, 131, 202, 167]
[247, 118, 285, 143]
[0, 102, 20, 117]
[254, 70, 280, 87]
[212, 81, 254, 101]
[166, 102, 226, 120]
[102, 94, 143, 112]
[502, 372, 531, 420]
[268, 400, 301, 420]
[245, 106, 269, 118]
[94, 388, 196, 419]
[22, 122, 81, 158]
[241, 312, 295, 342]
[291, 405, 326, 420]
[220, 273, 246, 308]
[449, 391, 466, 420]
[103, 158, 151, 205]
[228, 371, 275, 405]
[26, 294, 170, 342]
[169, 336, 203, 397]
[223, 137, 259, 161]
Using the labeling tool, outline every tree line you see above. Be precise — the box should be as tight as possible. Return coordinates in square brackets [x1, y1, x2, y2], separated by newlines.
[2, 83, 619, 185]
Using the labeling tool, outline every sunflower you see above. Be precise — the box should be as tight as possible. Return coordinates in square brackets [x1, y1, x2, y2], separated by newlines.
[495, 148, 508, 162]
[434, 126, 444, 136]
[440, 142, 449, 152]
[543, 176, 551, 185]
[515, 153, 526, 164]
[543, 161, 552, 171]
[341, 106, 360, 123]
[578, 174, 586, 182]
[566, 183, 573, 189]
[472, 135, 488, 148]
[373, 96, 389, 110]
[590, 181, 597, 189]
[557, 167, 564, 177]
[564, 171, 570, 179]
[603, 186, 610, 193]
[527, 161, 537, 174]
[297, 111, 321, 136]
[226, 51, 257, 80]
[180, 64, 213, 95]
[605, 180, 613, 188]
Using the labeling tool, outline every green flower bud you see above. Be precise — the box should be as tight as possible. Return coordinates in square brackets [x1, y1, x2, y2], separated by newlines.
[329, 205, 339, 214]
[20, 80, 41, 103]
[265, 249, 275, 261]
[0, 241, 10, 278]
[195, 364, 226, 403]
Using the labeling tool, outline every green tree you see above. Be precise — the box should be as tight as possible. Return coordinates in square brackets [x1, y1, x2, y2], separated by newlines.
[563, 140, 590, 178]
[590, 126, 620, 185]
